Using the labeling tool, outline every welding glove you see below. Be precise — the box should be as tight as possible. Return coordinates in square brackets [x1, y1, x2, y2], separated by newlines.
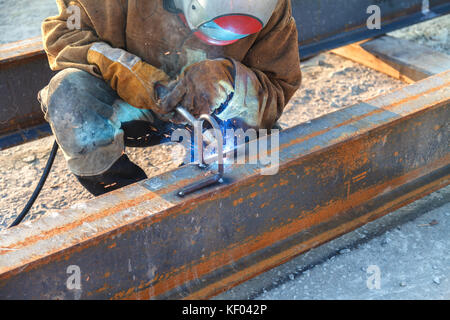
[87, 42, 171, 114]
[160, 59, 235, 123]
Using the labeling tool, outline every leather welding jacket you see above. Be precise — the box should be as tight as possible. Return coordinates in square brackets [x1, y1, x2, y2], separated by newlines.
[42, 0, 302, 129]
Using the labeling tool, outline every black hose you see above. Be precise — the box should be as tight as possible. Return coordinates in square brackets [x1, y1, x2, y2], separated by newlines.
[9, 141, 59, 228]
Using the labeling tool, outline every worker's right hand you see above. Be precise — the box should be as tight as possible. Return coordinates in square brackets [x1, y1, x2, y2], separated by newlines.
[160, 59, 235, 123]
[87, 42, 171, 115]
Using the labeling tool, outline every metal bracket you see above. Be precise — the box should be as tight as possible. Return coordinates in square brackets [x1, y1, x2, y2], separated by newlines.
[177, 114, 225, 197]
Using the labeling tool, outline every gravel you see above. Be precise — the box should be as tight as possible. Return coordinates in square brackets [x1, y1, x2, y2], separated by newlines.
[389, 15, 450, 54]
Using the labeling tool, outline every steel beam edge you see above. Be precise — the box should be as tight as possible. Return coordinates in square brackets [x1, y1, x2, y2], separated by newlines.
[0, 37, 55, 143]
[0, 71, 449, 300]
[0, 123, 52, 151]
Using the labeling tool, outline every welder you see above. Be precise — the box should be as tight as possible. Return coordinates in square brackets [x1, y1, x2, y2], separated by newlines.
[38, 0, 302, 196]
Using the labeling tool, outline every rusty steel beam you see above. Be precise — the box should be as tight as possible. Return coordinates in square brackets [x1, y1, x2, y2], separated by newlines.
[0, 71, 448, 300]
[0, 37, 55, 146]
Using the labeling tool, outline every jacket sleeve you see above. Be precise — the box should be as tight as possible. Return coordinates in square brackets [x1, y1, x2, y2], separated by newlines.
[219, 0, 302, 129]
[41, 0, 127, 77]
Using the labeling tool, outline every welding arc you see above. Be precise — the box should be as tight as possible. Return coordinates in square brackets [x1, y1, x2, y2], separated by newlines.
[9, 141, 59, 228]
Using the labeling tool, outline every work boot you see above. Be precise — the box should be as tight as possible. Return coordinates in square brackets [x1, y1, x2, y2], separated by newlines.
[75, 154, 147, 196]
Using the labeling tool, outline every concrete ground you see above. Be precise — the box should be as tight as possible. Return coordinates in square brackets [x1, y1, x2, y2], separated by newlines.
[216, 185, 450, 300]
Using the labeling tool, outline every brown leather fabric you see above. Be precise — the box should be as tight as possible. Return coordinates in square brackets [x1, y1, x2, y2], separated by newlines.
[42, 0, 302, 129]
[87, 42, 171, 112]
[160, 59, 235, 121]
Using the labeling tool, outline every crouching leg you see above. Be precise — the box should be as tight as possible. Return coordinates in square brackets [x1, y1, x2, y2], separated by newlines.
[39, 68, 151, 196]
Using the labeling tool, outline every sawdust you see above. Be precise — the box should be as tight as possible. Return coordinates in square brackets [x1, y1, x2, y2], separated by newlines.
[0, 8, 448, 229]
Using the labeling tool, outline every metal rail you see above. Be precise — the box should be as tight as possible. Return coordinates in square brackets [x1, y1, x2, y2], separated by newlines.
[1, 0, 449, 149]
[1, 71, 448, 299]
[295, 0, 450, 58]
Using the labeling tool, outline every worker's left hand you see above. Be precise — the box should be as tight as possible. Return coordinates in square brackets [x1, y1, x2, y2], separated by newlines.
[160, 59, 235, 123]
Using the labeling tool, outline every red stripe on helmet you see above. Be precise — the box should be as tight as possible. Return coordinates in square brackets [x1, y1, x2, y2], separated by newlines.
[214, 15, 263, 36]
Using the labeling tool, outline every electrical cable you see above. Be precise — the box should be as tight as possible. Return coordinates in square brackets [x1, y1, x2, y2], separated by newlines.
[9, 141, 59, 228]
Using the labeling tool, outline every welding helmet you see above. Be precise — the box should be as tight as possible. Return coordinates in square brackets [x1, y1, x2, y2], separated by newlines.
[170, 0, 279, 46]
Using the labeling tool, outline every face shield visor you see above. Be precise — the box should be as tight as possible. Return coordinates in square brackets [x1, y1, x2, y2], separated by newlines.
[173, 0, 279, 46]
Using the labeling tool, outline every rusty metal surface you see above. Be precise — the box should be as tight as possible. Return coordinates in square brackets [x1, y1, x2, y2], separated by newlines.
[0, 71, 448, 300]
[1, 1, 449, 150]
[0, 37, 55, 143]
[0, 37, 45, 63]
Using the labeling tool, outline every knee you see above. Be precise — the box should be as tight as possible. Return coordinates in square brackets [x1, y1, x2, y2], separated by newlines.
[49, 68, 95, 94]
[48, 69, 97, 107]
[42, 70, 89, 130]
[41, 69, 118, 155]
[40, 69, 89, 116]
[43, 68, 116, 116]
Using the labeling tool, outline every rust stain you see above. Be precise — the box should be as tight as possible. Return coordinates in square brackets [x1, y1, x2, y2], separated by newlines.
[0, 192, 159, 253]
[352, 171, 368, 183]
[369, 80, 449, 109]
[233, 198, 244, 207]
[95, 284, 111, 294]
[1, 170, 226, 257]
[279, 81, 449, 153]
